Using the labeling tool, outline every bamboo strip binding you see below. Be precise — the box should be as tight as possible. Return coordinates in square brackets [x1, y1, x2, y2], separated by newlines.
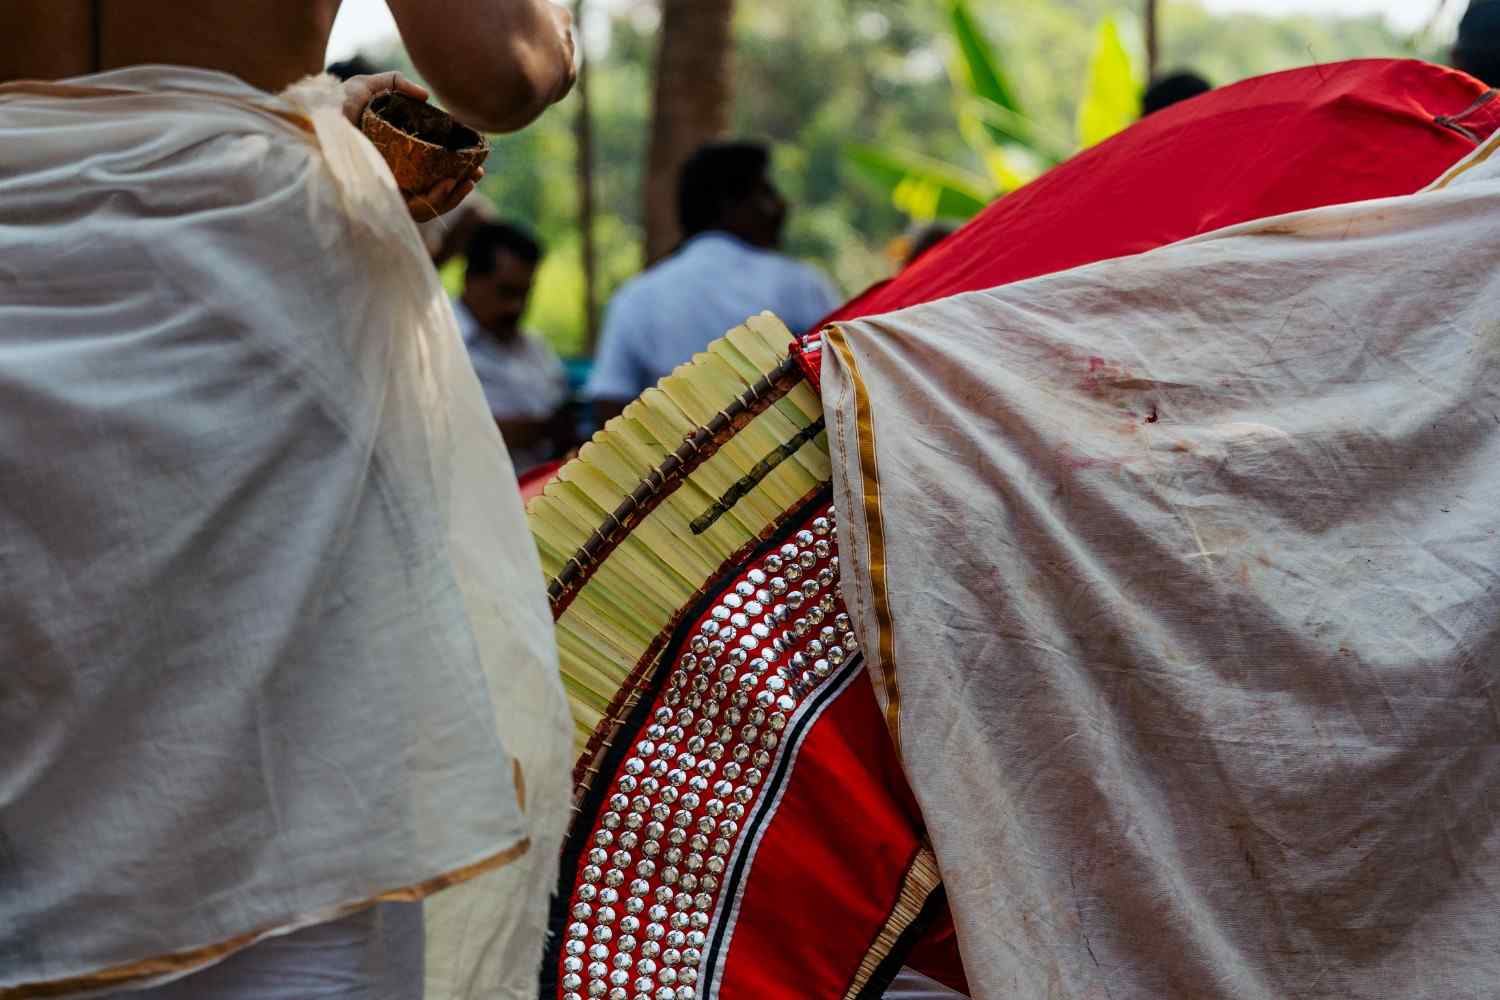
[546, 352, 806, 618]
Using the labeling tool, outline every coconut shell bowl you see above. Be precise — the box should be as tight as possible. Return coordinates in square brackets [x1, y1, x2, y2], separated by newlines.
[360, 91, 490, 195]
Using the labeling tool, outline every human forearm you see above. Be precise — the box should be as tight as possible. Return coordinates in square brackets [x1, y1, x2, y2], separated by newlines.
[339, 72, 481, 220]
[388, 0, 576, 133]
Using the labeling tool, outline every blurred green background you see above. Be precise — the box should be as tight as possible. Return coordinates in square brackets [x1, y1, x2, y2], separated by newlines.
[366, 0, 1443, 359]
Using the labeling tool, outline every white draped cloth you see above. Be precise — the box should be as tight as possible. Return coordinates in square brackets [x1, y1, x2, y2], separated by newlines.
[823, 135, 1500, 999]
[883, 969, 969, 999]
[0, 69, 570, 999]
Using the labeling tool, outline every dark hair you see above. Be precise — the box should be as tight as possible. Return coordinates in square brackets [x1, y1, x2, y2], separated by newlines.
[677, 141, 771, 237]
[1141, 71, 1212, 116]
[1455, 1, 1500, 86]
[905, 223, 957, 266]
[466, 222, 543, 275]
[326, 55, 382, 82]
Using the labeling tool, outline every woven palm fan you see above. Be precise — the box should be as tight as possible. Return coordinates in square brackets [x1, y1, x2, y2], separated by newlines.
[529, 314, 944, 1000]
[528, 312, 831, 764]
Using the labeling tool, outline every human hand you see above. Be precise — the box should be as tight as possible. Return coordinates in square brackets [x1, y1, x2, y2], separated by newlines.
[385, 0, 578, 132]
[405, 167, 484, 223]
[340, 72, 484, 222]
[340, 71, 429, 126]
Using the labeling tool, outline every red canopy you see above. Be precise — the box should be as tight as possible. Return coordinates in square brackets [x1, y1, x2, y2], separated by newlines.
[815, 58, 1498, 338]
[519, 458, 566, 503]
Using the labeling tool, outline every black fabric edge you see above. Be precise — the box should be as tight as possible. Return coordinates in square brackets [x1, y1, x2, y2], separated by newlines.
[538, 482, 835, 999]
[850, 880, 950, 1000]
[1433, 87, 1499, 143]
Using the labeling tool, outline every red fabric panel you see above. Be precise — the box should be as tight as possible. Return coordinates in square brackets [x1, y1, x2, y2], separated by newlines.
[903, 905, 969, 997]
[519, 458, 565, 502]
[821, 59, 1496, 332]
[550, 500, 874, 1000]
[717, 662, 924, 1000]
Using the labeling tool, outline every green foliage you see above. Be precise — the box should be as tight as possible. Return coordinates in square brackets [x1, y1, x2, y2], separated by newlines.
[1076, 16, 1143, 147]
[1157, 7, 1427, 91]
[846, 0, 1145, 224]
[844, 145, 991, 220]
[379, 0, 1429, 357]
[949, 0, 1023, 120]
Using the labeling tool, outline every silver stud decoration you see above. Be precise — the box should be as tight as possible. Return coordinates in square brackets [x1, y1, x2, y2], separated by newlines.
[558, 502, 860, 1000]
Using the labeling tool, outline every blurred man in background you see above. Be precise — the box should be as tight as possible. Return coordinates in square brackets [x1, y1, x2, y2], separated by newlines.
[456, 221, 574, 472]
[902, 222, 958, 267]
[586, 140, 840, 423]
[326, 53, 381, 81]
[1141, 69, 1212, 116]
[1454, 0, 1500, 85]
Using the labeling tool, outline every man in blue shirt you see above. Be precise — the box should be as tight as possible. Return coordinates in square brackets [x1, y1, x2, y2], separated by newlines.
[1453, 0, 1500, 85]
[586, 141, 840, 423]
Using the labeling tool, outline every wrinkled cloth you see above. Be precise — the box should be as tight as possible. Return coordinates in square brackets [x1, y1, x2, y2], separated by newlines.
[823, 135, 1500, 999]
[102, 903, 424, 1000]
[0, 68, 570, 999]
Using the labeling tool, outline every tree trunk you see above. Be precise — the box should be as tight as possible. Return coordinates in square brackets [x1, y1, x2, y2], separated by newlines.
[574, 0, 600, 352]
[1144, 0, 1159, 82]
[644, 0, 736, 264]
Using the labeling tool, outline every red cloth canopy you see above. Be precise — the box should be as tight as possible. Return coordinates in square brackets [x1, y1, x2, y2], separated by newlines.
[519, 458, 567, 503]
[795, 59, 1499, 388]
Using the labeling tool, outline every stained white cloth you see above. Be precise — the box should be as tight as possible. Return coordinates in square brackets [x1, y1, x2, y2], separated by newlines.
[585, 231, 839, 401]
[824, 136, 1500, 999]
[0, 68, 571, 999]
[453, 300, 568, 471]
[104, 903, 424, 1000]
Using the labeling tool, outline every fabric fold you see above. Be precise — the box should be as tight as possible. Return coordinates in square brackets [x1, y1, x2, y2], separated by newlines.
[0, 68, 569, 999]
[823, 132, 1500, 999]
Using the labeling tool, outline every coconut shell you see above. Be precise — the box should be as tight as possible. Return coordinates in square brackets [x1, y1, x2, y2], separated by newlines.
[360, 91, 490, 195]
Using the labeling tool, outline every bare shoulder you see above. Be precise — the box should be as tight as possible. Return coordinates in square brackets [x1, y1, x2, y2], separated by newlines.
[1, 0, 574, 135]
[0, 0, 341, 91]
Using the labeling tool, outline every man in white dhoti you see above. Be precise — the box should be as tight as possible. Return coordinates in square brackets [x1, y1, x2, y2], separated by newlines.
[0, 4, 577, 999]
[823, 132, 1500, 999]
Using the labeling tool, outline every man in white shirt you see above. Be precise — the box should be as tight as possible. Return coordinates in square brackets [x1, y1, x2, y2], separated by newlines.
[586, 140, 840, 422]
[454, 221, 573, 473]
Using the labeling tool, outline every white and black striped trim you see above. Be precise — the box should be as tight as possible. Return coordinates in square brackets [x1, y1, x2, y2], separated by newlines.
[696, 652, 866, 1000]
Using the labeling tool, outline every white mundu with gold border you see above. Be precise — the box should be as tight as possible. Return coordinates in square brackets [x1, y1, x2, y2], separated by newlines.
[0, 68, 570, 1000]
